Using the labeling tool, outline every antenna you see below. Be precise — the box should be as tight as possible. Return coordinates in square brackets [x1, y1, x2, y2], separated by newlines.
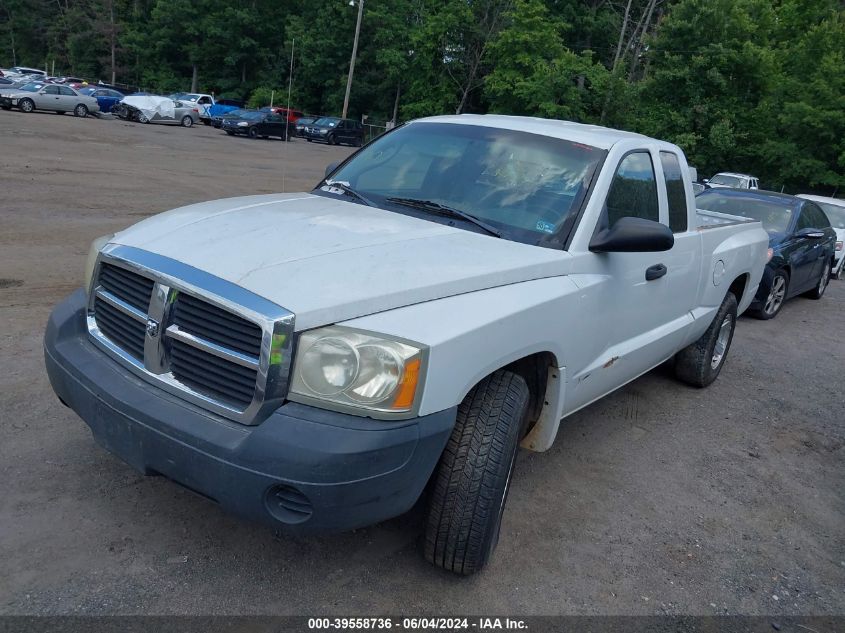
[282, 38, 295, 193]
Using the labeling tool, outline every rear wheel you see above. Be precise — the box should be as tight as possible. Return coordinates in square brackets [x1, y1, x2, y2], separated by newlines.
[674, 292, 738, 387]
[424, 369, 529, 576]
[180, 115, 193, 127]
[805, 260, 831, 299]
[19, 98, 34, 113]
[751, 270, 788, 319]
[73, 104, 88, 117]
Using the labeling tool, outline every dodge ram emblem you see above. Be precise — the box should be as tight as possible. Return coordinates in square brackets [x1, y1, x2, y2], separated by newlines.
[146, 318, 160, 338]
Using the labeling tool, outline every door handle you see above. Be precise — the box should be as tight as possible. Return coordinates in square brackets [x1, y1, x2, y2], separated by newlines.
[646, 263, 667, 281]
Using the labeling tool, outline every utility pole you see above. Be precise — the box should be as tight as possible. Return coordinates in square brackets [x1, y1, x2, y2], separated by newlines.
[342, 0, 364, 119]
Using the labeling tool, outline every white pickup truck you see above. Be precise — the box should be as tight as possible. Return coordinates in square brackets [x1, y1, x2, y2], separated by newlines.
[45, 115, 768, 575]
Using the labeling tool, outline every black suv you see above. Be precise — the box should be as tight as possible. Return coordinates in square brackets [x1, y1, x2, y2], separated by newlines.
[304, 117, 364, 146]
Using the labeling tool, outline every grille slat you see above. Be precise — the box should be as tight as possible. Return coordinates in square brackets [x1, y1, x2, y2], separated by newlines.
[172, 294, 263, 357]
[169, 340, 258, 385]
[170, 339, 257, 406]
[98, 263, 154, 311]
[94, 297, 146, 359]
[172, 311, 262, 356]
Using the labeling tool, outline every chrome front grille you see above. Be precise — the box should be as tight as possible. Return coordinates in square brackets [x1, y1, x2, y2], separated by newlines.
[92, 263, 155, 361]
[86, 245, 295, 425]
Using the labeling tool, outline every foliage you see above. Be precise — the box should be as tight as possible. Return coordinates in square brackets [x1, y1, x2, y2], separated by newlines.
[0, 0, 842, 192]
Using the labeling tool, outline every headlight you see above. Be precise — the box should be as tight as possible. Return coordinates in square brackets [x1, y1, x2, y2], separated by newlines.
[237, 121, 248, 127]
[84, 233, 114, 291]
[289, 326, 425, 415]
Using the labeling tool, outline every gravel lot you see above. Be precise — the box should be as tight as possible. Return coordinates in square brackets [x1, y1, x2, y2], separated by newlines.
[0, 110, 842, 617]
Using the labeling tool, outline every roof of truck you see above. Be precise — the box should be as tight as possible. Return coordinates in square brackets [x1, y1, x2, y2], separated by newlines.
[414, 114, 654, 150]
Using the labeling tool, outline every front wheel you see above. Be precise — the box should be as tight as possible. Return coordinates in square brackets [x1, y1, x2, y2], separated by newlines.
[805, 260, 831, 299]
[19, 98, 34, 113]
[327, 133, 336, 145]
[180, 115, 193, 127]
[248, 127, 258, 139]
[424, 370, 529, 576]
[674, 291, 738, 388]
[751, 269, 789, 320]
[74, 104, 88, 117]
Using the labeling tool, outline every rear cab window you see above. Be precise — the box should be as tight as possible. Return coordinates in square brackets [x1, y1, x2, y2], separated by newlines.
[659, 151, 688, 232]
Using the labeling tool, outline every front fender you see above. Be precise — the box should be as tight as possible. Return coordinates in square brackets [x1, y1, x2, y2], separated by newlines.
[339, 276, 581, 436]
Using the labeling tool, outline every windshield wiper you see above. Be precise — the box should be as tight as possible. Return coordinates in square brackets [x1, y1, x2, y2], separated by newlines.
[322, 180, 376, 207]
[385, 197, 502, 238]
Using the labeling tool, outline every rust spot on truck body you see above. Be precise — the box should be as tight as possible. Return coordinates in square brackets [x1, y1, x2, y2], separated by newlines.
[603, 356, 620, 368]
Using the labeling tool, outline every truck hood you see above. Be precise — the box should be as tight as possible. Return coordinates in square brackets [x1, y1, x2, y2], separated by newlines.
[112, 193, 572, 330]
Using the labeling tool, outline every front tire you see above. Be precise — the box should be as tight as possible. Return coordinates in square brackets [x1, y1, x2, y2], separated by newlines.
[180, 115, 193, 127]
[74, 104, 88, 117]
[805, 260, 831, 299]
[424, 370, 529, 576]
[19, 98, 34, 113]
[248, 127, 258, 139]
[751, 269, 788, 320]
[674, 291, 738, 388]
[327, 133, 336, 145]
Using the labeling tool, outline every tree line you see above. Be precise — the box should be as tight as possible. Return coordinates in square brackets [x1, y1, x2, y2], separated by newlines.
[1, 0, 843, 193]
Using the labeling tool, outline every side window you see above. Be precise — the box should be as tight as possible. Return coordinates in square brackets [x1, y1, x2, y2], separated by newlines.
[806, 202, 830, 228]
[59, 86, 75, 96]
[659, 151, 688, 232]
[605, 151, 659, 227]
[44, 86, 60, 94]
[795, 207, 814, 232]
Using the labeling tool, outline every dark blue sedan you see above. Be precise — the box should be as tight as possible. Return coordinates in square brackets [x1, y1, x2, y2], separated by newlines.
[79, 87, 124, 113]
[697, 189, 837, 319]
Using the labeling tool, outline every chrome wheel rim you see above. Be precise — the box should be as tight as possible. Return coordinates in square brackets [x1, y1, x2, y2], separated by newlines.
[21, 100, 32, 112]
[764, 276, 786, 315]
[711, 315, 733, 369]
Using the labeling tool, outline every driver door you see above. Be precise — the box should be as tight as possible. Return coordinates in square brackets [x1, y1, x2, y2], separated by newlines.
[37, 85, 61, 110]
[564, 149, 680, 414]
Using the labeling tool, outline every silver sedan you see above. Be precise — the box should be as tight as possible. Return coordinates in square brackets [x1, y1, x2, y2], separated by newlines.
[1, 82, 100, 117]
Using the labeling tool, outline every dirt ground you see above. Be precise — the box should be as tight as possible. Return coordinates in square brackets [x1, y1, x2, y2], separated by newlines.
[0, 110, 842, 617]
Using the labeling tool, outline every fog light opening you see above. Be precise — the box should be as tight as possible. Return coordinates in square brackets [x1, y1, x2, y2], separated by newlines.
[265, 484, 313, 524]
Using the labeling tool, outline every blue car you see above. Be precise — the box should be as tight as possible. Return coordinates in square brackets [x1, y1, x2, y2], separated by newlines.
[79, 87, 124, 113]
[697, 188, 837, 319]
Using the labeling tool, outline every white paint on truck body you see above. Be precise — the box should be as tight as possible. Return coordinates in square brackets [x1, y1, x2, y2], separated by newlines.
[107, 115, 769, 451]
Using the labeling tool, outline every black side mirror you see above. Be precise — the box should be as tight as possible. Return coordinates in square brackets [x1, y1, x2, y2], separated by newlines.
[794, 227, 825, 239]
[590, 216, 674, 253]
[324, 161, 340, 178]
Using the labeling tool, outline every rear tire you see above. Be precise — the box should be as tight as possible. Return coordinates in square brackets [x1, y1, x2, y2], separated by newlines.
[674, 291, 738, 388]
[19, 98, 34, 113]
[73, 104, 88, 117]
[424, 370, 529, 576]
[805, 260, 831, 299]
[180, 115, 193, 127]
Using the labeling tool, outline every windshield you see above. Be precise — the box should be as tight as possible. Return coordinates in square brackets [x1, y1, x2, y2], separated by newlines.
[316, 117, 339, 127]
[709, 174, 744, 187]
[326, 122, 605, 245]
[19, 83, 44, 92]
[697, 192, 794, 233]
[816, 201, 845, 230]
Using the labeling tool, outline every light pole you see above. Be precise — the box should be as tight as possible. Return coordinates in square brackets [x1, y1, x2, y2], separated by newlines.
[342, 0, 364, 120]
